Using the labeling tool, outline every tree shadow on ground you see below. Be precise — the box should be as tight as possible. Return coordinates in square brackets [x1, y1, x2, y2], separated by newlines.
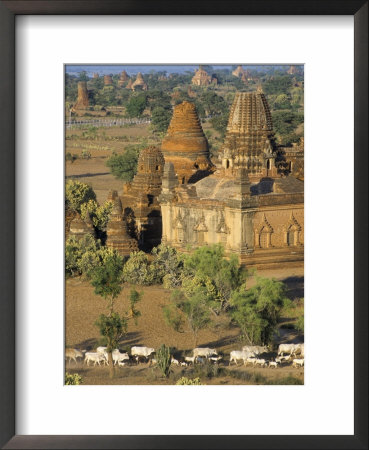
[119, 331, 142, 349]
[282, 276, 304, 300]
[66, 172, 110, 179]
[76, 338, 98, 351]
[201, 334, 239, 350]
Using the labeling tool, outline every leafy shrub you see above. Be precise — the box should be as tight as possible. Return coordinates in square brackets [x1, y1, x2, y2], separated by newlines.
[176, 377, 203, 385]
[295, 315, 304, 332]
[156, 344, 171, 378]
[65, 372, 83, 385]
[65, 152, 78, 164]
[81, 149, 92, 159]
[122, 251, 155, 285]
[80, 199, 113, 232]
[150, 244, 183, 288]
[65, 180, 96, 213]
[65, 234, 117, 278]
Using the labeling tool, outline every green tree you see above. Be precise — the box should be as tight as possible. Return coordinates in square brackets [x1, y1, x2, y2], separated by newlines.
[127, 288, 142, 324]
[90, 254, 125, 378]
[125, 93, 147, 117]
[151, 106, 171, 134]
[65, 180, 96, 213]
[210, 113, 229, 138]
[274, 93, 291, 109]
[164, 288, 211, 347]
[263, 75, 292, 95]
[230, 277, 288, 346]
[106, 148, 139, 182]
[78, 71, 89, 81]
[183, 244, 246, 313]
[95, 312, 128, 375]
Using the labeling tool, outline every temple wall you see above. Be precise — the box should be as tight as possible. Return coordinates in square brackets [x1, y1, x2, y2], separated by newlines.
[161, 200, 304, 266]
[253, 205, 304, 248]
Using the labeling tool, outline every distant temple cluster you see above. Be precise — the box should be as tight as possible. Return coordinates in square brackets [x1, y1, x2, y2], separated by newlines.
[191, 67, 218, 86]
[69, 85, 304, 269]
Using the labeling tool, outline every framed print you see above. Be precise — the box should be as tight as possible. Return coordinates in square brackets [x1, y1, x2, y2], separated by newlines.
[0, 1, 368, 449]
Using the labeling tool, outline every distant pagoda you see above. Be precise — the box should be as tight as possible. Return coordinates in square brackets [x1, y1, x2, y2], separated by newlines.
[72, 81, 89, 111]
[131, 72, 148, 91]
[118, 70, 129, 86]
[191, 67, 212, 86]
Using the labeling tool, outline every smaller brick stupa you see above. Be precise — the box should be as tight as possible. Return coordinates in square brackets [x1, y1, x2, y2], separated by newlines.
[68, 212, 95, 238]
[104, 74, 113, 86]
[73, 81, 89, 111]
[118, 70, 129, 86]
[106, 191, 138, 256]
[131, 72, 147, 91]
[161, 101, 214, 184]
[123, 146, 165, 248]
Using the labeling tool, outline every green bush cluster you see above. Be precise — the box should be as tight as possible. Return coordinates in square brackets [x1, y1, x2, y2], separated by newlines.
[176, 377, 203, 385]
[65, 234, 117, 278]
[65, 372, 83, 385]
[65, 179, 96, 213]
[80, 199, 113, 232]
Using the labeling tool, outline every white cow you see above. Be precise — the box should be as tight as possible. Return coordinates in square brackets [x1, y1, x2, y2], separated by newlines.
[293, 358, 304, 368]
[112, 350, 130, 366]
[230, 350, 254, 366]
[254, 358, 267, 367]
[65, 348, 84, 364]
[185, 356, 196, 365]
[193, 348, 218, 361]
[84, 352, 105, 366]
[268, 361, 279, 368]
[278, 344, 296, 356]
[131, 346, 155, 359]
[245, 357, 257, 366]
[242, 345, 268, 355]
[171, 357, 180, 366]
[293, 343, 304, 357]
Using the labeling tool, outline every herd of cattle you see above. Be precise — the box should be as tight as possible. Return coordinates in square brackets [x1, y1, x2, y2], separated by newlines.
[65, 343, 304, 369]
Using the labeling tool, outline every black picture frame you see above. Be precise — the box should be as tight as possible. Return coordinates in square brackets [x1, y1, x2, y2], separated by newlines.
[0, 1, 367, 449]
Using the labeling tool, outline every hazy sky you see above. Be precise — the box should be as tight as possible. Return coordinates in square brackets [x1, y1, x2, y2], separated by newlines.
[65, 64, 304, 77]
